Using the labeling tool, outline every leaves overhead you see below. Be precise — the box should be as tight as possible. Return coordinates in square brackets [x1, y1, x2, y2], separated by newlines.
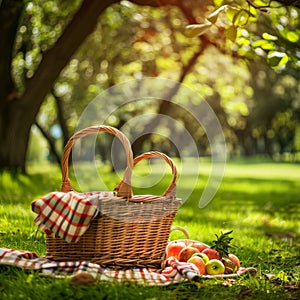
[184, 4, 252, 38]
[183, 1, 299, 69]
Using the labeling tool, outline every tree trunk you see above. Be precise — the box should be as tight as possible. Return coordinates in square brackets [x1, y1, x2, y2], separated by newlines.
[0, 0, 27, 172]
[0, 0, 24, 106]
[0, 102, 29, 172]
[0, 0, 118, 172]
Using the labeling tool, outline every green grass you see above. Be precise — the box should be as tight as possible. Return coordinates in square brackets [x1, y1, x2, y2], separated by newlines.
[0, 159, 299, 299]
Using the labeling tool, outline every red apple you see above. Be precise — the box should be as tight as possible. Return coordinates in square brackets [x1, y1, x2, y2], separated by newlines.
[205, 259, 225, 275]
[228, 253, 240, 271]
[187, 256, 206, 275]
[166, 240, 186, 259]
[190, 241, 209, 252]
[178, 246, 199, 262]
[222, 257, 237, 274]
[202, 248, 222, 261]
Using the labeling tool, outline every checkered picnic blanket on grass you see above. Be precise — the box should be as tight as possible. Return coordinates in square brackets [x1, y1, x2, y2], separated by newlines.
[0, 248, 257, 285]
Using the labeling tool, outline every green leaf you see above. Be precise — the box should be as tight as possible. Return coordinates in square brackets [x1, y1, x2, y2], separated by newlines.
[272, 271, 290, 282]
[225, 6, 240, 22]
[236, 37, 250, 46]
[262, 32, 278, 41]
[252, 39, 269, 48]
[233, 9, 249, 26]
[214, 0, 224, 6]
[255, 0, 270, 6]
[267, 51, 289, 67]
[260, 42, 276, 50]
[286, 31, 299, 43]
[185, 23, 212, 38]
[226, 25, 237, 42]
[249, 5, 257, 18]
[211, 230, 234, 257]
[252, 38, 277, 51]
[207, 5, 227, 24]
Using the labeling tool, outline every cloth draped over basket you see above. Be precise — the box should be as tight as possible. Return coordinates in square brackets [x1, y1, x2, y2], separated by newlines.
[31, 125, 182, 269]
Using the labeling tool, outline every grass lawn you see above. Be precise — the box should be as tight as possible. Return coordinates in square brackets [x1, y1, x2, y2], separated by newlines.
[0, 158, 299, 299]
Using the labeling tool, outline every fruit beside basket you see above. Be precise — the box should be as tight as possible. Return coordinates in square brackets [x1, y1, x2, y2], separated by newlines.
[166, 227, 240, 275]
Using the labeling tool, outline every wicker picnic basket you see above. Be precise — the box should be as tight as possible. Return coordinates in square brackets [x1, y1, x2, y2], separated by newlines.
[44, 125, 182, 268]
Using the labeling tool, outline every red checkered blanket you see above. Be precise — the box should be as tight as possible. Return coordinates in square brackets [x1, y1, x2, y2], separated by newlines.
[31, 191, 114, 243]
[0, 248, 257, 285]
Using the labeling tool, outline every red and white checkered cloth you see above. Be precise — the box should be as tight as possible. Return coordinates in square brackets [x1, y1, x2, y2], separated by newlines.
[31, 191, 177, 243]
[31, 191, 113, 243]
[0, 248, 257, 285]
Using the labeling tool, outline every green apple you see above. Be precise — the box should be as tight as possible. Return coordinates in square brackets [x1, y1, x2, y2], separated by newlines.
[205, 259, 225, 275]
[191, 252, 209, 264]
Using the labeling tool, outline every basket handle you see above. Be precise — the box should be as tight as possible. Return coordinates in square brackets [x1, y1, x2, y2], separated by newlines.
[115, 151, 178, 198]
[169, 226, 189, 239]
[61, 125, 133, 198]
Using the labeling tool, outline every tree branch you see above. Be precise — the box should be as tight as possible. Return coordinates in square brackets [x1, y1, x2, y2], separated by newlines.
[132, 47, 204, 154]
[247, 0, 300, 9]
[53, 93, 70, 148]
[20, 0, 118, 116]
[34, 121, 61, 168]
[129, 0, 178, 7]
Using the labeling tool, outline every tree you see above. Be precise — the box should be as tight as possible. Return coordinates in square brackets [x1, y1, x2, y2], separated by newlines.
[0, 0, 188, 172]
[0, 0, 118, 172]
[1, 0, 299, 172]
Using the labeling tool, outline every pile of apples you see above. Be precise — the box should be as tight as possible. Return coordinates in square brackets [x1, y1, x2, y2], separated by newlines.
[165, 230, 240, 275]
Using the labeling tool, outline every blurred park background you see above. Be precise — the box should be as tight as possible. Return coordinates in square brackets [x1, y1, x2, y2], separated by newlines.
[0, 0, 300, 174]
[1, 2, 300, 298]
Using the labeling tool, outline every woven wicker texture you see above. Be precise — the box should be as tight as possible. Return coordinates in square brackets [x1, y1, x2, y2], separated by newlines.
[46, 125, 182, 268]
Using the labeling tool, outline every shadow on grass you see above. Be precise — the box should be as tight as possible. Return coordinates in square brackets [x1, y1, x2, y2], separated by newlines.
[174, 174, 299, 258]
[0, 168, 61, 205]
[179, 175, 299, 219]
